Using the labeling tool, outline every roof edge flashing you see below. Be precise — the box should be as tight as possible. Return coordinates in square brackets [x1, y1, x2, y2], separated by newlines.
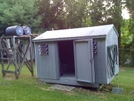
[33, 35, 106, 42]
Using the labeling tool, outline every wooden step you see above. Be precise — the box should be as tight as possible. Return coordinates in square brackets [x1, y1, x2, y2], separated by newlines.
[0, 58, 14, 60]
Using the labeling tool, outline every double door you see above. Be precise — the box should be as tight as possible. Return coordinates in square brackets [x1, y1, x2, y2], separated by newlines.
[38, 40, 95, 83]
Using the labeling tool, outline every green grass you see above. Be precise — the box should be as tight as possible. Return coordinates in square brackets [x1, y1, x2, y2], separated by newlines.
[0, 65, 134, 101]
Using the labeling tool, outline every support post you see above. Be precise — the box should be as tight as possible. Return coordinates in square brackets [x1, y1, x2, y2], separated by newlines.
[0, 35, 34, 79]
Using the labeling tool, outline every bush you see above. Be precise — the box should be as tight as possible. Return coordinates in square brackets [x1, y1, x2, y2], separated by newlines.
[119, 49, 134, 67]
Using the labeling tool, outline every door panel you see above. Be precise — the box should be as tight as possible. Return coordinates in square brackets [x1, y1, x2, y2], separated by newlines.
[74, 39, 95, 83]
[37, 42, 60, 79]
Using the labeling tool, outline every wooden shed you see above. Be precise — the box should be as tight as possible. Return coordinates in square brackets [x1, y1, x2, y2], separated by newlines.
[33, 24, 119, 88]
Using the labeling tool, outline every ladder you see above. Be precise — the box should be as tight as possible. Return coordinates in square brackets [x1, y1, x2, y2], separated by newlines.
[0, 35, 34, 79]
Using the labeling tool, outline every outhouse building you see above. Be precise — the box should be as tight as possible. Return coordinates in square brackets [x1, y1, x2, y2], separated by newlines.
[33, 24, 119, 88]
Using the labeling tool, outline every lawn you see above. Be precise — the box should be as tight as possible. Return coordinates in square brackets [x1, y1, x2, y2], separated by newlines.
[0, 65, 134, 101]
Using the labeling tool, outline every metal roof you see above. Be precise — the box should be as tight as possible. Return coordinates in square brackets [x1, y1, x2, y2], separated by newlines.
[33, 24, 117, 42]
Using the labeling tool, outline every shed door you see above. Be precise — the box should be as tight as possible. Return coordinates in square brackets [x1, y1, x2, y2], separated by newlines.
[74, 39, 95, 83]
[38, 42, 59, 79]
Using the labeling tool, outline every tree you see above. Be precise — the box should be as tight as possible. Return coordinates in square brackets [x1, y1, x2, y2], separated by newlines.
[122, 0, 134, 49]
[88, 0, 122, 48]
[36, 0, 66, 30]
[64, 0, 91, 28]
[121, 19, 132, 48]
[0, 0, 42, 34]
[36, 0, 91, 30]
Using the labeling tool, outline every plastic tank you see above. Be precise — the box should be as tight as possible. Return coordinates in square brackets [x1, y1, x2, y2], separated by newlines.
[5, 26, 23, 36]
[22, 26, 31, 35]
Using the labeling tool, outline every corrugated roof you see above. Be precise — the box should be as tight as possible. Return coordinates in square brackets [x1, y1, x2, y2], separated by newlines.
[33, 24, 116, 42]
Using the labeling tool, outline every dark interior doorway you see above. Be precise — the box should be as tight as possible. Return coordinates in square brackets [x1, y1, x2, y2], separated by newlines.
[58, 40, 75, 77]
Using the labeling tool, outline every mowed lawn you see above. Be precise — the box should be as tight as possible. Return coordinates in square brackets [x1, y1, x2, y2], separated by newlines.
[0, 64, 134, 101]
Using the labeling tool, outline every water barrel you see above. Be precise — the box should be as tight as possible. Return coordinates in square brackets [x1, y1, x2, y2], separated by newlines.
[5, 26, 23, 36]
[22, 26, 31, 35]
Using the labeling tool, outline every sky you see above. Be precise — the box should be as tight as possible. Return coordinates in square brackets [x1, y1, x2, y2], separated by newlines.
[122, 8, 130, 19]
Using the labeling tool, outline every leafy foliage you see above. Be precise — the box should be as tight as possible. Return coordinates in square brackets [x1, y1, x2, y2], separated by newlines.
[0, 0, 42, 34]
[0, 0, 132, 50]
[88, 0, 122, 47]
[121, 19, 132, 48]
[36, 0, 91, 30]
[64, 0, 91, 28]
[36, 0, 65, 30]
[125, 0, 134, 48]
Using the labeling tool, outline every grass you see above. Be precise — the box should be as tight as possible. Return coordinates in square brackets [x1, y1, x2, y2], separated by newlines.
[0, 64, 134, 101]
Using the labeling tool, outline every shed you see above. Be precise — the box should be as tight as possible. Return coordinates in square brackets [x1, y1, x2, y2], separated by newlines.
[33, 24, 119, 88]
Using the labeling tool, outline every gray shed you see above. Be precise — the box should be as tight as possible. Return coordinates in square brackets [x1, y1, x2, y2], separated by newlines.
[33, 24, 119, 88]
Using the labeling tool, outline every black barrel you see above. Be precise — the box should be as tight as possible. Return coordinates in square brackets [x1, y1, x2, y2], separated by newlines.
[5, 26, 23, 36]
[22, 26, 31, 35]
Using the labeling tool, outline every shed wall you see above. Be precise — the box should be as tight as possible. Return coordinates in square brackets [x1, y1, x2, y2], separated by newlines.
[94, 38, 107, 84]
[106, 28, 119, 83]
[34, 42, 59, 79]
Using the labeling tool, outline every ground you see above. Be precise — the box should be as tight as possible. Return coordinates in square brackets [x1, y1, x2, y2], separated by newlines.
[0, 65, 134, 101]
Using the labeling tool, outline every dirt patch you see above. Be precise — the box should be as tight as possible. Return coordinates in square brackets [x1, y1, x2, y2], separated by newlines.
[39, 87, 54, 91]
[5, 77, 14, 80]
[49, 84, 75, 92]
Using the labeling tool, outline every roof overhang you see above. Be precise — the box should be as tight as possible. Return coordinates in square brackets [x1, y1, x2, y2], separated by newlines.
[33, 24, 117, 42]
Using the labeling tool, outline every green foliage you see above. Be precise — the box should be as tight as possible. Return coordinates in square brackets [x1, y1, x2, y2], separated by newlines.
[125, 0, 134, 46]
[121, 19, 132, 48]
[0, 0, 42, 33]
[88, 0, 122, 48]
[36, 0, 91, 30]
[0, 0, 124, 34]
[121, 0, 134, 66]
[88, 0, 122, 26]
[119, 49, 132, 67]
[0, 0, 132, 48]
[125, 1, 134, 36]
[36, 0, 65, 30]
[88, 0, 106, 25]
[64, 0, 91, 28]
